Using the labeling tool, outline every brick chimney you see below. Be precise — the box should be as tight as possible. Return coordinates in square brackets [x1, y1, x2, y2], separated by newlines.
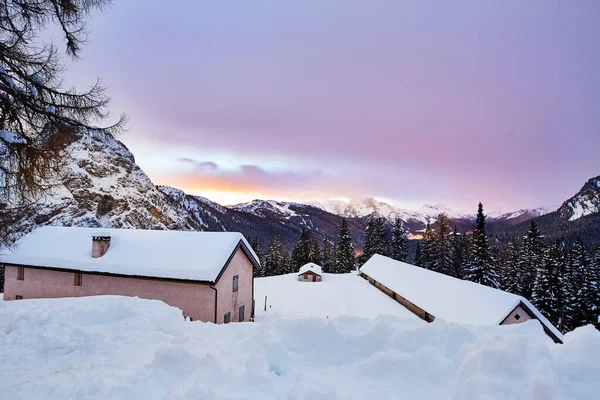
[92, 236, 111, 258]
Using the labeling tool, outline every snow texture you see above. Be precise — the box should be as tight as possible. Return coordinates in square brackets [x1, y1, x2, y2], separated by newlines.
[0, 130, 27, 144]
[0, 226, 258, 282]
[297, 262, 322, 275]
[360, 255, 563, 342]
[1, 295, 598, 399]
[255, 272, 417, 319]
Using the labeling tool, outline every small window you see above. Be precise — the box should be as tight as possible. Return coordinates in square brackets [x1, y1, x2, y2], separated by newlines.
[224, 312, 231, 324]
[74, 272, 82, 286]
[15, 295, 23, 300]
[233, 275, 239, 292]
[17, 266, 24, 280]
[239, 305, 245, 322]
[514, 314, 521, 321]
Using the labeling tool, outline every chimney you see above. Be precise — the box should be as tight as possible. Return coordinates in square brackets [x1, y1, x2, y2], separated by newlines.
[92, 236, 111, 258]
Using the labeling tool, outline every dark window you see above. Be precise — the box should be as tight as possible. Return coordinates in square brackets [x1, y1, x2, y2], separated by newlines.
[233, 275, 239, 292]
[514, 314, 521, 321]
[15, 295, 23, 300]
[74, 272, 82, 286]
[239, 305, 245, 322]
[17, 266, 24, 280]
[224, 312, 231, 324]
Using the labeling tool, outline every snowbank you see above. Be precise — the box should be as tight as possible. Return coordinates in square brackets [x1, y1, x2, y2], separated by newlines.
[1, 296, 598, 399]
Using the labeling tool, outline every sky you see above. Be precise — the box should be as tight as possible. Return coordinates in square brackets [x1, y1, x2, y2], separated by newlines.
[60, 0, 600, 212]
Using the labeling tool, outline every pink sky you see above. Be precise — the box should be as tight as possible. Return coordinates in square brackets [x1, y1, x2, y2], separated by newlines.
[62, 0, 600, 211]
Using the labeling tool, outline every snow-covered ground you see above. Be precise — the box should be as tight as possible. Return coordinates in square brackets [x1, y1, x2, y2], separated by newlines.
[254, 272, 419, 320]
[1, 296, 599, 399]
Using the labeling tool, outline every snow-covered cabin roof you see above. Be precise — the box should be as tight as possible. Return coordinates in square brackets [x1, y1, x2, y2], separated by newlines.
[298, 262, 322, 275]
[0, 227, 259, 282]
[360, 255, 563, 342]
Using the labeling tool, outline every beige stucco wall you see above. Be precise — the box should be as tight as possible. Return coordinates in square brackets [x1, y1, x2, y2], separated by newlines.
[500, 304, 532, 326]
[3, 265, 220, 322]
[214, 247, 254, 323]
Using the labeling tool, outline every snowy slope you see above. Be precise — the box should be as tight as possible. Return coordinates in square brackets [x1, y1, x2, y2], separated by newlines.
[9, 129, 206, 241]
[1, 296, 599, 399]
[557, 176, 600, 221]
[311, 197, 551, 226]
[254, 272, 418, 320]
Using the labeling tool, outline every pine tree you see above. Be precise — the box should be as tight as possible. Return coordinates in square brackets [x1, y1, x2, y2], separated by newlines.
[321, 234, 335, 273]
[420, 222, 434, 270]
[360, 217, 390, 265]
[449, 227, 465, 278]
[264, 234, 287, 276]
[413, 242, 423, 266]
[431, 213, 452, 274]
[335, 218, 355, 273]
[499, 241, 520, 293]
[465, 203, 499, 288]
[249, 236, 264, 277]
[559, 248, 579, 332]
[517, 221, 545, 299]
[390, 217, 409, 262]
[532, 241, 564, 326]
[571, 239, 594, 326]
[589, 247, 600, 329]
[291, 228, 321, 270]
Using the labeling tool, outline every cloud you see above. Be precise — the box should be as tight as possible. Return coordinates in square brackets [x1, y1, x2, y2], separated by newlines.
[178, 158, 219, 171]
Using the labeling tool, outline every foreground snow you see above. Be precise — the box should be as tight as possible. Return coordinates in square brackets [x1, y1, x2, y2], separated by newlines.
[254, 272, 418, 320]
[1, 296, 599, 399]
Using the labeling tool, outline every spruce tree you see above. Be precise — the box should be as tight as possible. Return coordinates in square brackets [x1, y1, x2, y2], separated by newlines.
[420, 222, 434, 270]
[335, 218, 355, 273]
[390, 217, 408, 262]
[571, 239, 594, 326]
[532, 241, 564, 326]
[360, 217, 389, 265]
[449, 227, 465, 279]
[559, 248, 578, 332]
[321, 234, 335, 273]
[589, 247, 600, 329]
[264, 234, 287, 276]
[517, 221, 545, 299]
[499, 241, 520, 293]
[249, 236, 264, 277]
[465, 202, 499, 288]
[414, 242, 423, 266]
[431, 213, 452, 275]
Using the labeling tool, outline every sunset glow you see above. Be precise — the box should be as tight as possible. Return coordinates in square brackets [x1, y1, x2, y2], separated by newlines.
[63, 0, 600, 212]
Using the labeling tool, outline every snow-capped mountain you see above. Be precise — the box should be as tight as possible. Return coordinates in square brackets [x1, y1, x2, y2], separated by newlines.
[11, 129, 207, 241]
[557, 176, 600, 221]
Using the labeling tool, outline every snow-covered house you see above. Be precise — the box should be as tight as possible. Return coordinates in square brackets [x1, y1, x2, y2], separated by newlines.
[359, 255, 563, 343]
[298, 262, 322, 282]
[1, 227, 260, 324]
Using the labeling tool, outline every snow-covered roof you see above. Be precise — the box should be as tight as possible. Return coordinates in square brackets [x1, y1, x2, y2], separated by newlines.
[298, 262, 322, 275]
[0, 227, 259, 282]
[360, 255, 563, 342]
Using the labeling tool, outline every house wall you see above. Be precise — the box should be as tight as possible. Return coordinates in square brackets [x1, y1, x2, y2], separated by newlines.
[298, 271, 321, 282]
[3, 265, 216, 322]
[500, 304, 533, 326]
[214, 247, 254, 323]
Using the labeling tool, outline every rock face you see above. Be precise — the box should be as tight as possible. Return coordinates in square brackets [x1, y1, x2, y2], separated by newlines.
[557, 176, 600, 221]
[13, 130, 205, 239]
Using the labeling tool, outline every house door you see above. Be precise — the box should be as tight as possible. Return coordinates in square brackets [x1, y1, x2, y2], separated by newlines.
[312, 274, 316, 282]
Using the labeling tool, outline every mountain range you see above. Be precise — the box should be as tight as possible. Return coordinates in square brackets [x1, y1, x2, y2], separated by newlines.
[8, 129, 600, 251]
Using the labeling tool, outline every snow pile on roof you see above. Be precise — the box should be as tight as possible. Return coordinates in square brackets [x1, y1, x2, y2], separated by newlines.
[1, 296, 598, 399]
[0, 226, 258, 282]
[360, 255, 563, 341]
[255, 272, 418, 319]
[298, 262, 322, 275]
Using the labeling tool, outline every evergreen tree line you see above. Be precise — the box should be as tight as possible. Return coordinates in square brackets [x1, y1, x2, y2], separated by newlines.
[414, 202, 600, 333]
[251, 218, 356, 277]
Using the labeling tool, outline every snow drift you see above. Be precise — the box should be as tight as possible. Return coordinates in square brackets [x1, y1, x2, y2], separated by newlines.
[1, 296, 598, 399]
